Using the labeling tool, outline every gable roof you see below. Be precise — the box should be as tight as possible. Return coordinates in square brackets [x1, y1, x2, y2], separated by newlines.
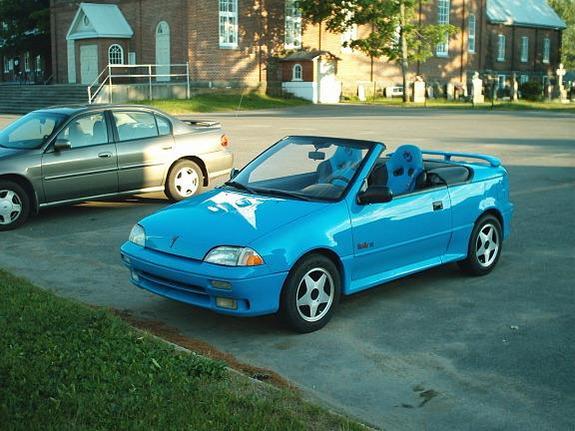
[66, 3, 134, 40]
[487, 0, 566, 29]
[280, 50, 341, 62]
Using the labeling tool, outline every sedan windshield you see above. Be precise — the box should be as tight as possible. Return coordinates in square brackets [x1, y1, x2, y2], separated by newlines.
[228, 136, 372, 201]
[0, 112, 66, 150]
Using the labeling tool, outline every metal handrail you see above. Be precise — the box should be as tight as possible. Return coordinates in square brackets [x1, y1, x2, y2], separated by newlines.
[87, 63, 191, 104]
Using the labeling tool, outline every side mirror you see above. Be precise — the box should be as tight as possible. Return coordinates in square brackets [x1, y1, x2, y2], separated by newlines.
[54, 139, 71, 151]
[229, 168, 240, 180]
[357, 186, 393, 205]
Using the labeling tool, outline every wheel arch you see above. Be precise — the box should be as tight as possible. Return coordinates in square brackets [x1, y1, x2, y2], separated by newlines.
[0, 174, 38, 213]
[478, 208, 504, 236]
[166, 156, 209, 187]
[288, 247, 345, 286]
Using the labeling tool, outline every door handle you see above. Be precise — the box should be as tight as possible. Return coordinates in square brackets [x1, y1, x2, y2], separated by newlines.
[433, 201, 444, 211]
[162, 145, 173, 150]
[98, 152, 112, 159]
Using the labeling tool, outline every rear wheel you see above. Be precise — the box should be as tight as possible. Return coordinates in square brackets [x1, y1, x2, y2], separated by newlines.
[458, 214, 502, 276]
[0, 180, 30, 231]
[279, 254, 341, 333]
[165, 160, 204, 201]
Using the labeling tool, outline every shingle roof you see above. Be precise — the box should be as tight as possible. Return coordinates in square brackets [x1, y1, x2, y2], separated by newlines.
[280, 50, 341, 61]
[66, 3, 134, 40]
[487, 0, 566, 29]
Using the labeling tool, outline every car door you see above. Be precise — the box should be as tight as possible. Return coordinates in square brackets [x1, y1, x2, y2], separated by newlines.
[42, 111, 118, 203]
[347, 186, 452, 291]
[112, 110, 174, 192]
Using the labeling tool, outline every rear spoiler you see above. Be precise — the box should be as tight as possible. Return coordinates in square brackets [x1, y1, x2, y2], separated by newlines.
[181, 119, 221, 129]
[421, 150, 501, 168]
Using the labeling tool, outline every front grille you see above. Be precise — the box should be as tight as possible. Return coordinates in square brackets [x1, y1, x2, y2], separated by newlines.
[138, 271, 207, 295]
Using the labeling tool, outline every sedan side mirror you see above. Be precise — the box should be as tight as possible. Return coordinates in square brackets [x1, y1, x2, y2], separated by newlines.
[230, 168, 240, 180]
[54, 139, 72, 151]
[357, 186, 393, 205]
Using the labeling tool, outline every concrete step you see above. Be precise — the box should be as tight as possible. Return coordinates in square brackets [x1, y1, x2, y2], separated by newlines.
[0, 84, 89, 113]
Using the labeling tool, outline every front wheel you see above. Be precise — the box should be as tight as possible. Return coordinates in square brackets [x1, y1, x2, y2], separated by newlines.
[458, 215, 503, 276]
[279, 254, 341, 333]
[165, 160, 204, 201]
[0, 180, 30, 231]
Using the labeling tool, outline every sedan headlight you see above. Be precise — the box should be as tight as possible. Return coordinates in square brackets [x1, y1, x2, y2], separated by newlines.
[129, 224, 146, 247]
[204, 246, 264, 267]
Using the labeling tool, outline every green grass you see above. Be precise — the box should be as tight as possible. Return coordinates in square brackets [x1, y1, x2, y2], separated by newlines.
[136, 93, 310, 114]
[344, 97, 575, 112]
[0, 270, 364, 431]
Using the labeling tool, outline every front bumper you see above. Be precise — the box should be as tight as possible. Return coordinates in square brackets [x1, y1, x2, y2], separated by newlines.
[120, 242, 288, 317]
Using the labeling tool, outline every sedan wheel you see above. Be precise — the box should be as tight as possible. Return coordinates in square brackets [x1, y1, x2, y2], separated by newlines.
[458, 214, 503, 276]
[0, 181, 30, 231]
[166, 160, 204, 201]
[280, 254, 341, 333]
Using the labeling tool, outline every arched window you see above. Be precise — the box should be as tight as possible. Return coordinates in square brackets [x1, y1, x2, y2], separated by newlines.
[108, 44, 124, 65]
[292, 64, 302, 81]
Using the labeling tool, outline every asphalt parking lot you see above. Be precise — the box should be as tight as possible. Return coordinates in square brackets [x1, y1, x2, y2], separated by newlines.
[1, 105, 574, 430]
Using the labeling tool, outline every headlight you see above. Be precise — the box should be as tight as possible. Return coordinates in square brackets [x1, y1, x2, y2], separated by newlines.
[204, 246, 264, 266]
[129, 224, 146, 247]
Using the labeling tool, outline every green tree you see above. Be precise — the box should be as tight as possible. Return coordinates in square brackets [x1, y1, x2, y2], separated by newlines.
[298, 0, 457, 102]
[0, 0, 50, 56]
[549, 0, 575, 68]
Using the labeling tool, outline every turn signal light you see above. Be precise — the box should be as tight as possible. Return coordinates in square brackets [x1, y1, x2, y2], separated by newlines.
[245, 254, 264, 266]
[220, 134, 230, 147]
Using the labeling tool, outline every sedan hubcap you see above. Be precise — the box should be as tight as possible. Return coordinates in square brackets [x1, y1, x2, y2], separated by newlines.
[174, 168, 199, 197]
[476, 223, 499, 267]
[0, 189, 22, 225]
[296, 268, 334, 322]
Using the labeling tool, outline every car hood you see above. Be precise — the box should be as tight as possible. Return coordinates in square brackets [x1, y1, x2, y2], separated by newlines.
[141, 189, 327, 260]
[0, 146, 28, 160]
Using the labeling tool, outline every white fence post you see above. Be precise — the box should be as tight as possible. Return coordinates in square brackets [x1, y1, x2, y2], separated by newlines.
[149, 65, 153, 101]
[186, 63, 191, 100]
[108, 64, 113, 104]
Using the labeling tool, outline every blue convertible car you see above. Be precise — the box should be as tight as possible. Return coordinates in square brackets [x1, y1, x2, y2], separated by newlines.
[121, 136, 513, 332]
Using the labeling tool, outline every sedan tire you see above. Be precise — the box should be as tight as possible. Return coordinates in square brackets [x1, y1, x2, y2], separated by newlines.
[279, 254, 341, 333]
[165, 160, 204, 202]
[458, 214, 503, 276]
[0, 180, 30, 231]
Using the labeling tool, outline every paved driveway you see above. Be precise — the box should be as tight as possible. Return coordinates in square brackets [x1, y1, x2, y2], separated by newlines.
[1, 106, 574, 430]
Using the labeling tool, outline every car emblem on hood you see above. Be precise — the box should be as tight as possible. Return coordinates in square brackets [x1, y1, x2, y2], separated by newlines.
[169, 236, 180, 248]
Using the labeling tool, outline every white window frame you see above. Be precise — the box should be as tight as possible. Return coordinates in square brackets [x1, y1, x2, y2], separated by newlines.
[341, 24, 357, 54]
[292, 63, 303, 81]
[436, 0, 451, 57]
[285, 0, 302, 49]
[542, 38, 550, 64]
[24, 52, 30, 72]
[520, 75, 529, 84]
[108, 44, 124, 65]
[3, 57, 9, 73]
[35, 55, 42, 71]
[498, 74, 506, 90]
[520, 36, 529, 63]
[468, 14, 476, 53]
[219, 0, 238, 49]
[497, 34, 506, 62]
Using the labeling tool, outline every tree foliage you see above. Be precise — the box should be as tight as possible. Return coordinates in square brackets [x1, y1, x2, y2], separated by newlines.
[0, 0, 50, 55]
[549, 0, 575, 68]
[297, 0, 457, 101]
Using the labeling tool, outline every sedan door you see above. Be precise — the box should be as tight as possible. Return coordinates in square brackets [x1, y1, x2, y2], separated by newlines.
[42, 111, 118, 203]
[112, 111, 174, 192]
[347, 186, 452, 292]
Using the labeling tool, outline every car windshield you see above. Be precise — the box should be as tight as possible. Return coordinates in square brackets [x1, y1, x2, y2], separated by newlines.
[227, 136, 372, 202]
[0, 112, 66, 150]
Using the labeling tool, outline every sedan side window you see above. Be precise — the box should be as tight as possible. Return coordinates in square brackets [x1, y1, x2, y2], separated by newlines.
[113, 112, 159, 142]
[156, 115, 172, 136]
[57, 113, 108, 149]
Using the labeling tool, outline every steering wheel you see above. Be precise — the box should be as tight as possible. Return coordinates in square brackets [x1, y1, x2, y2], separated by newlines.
[326, 175, 350, 186]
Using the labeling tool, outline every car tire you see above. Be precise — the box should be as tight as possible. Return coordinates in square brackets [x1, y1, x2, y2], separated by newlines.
[165, 159, 204, 202]
[279, 254, 341, 333]
[458, 214, 503, 276]
[0, 180, 30, 231]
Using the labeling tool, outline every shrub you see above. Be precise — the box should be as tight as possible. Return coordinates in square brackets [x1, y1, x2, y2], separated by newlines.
[520, 81, 543, 101]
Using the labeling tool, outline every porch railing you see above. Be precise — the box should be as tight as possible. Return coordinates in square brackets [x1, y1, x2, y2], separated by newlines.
[87, 63, 190, 104]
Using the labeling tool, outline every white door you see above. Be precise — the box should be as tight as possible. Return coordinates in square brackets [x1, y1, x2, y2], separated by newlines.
[318, 60, 341, 104]
[80, 45, 98, 85]
[155, 21, 171, 82]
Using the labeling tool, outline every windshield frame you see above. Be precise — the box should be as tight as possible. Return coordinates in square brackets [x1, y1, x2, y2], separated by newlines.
[0, 111, 68, 150]
[225, 135, 385, 203]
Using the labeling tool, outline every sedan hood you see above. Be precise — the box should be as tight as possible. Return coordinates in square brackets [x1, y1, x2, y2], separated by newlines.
[0, 146, 27, 160]
[141, 189, 326, 260]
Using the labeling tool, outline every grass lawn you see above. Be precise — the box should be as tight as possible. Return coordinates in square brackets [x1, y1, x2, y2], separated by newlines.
[344, 97, 575, 112]
[0, 270, 364, 431]
[136, 93, 310, 114]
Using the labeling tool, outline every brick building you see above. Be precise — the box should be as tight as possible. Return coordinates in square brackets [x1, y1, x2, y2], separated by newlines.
[47, 0, 565, 99]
